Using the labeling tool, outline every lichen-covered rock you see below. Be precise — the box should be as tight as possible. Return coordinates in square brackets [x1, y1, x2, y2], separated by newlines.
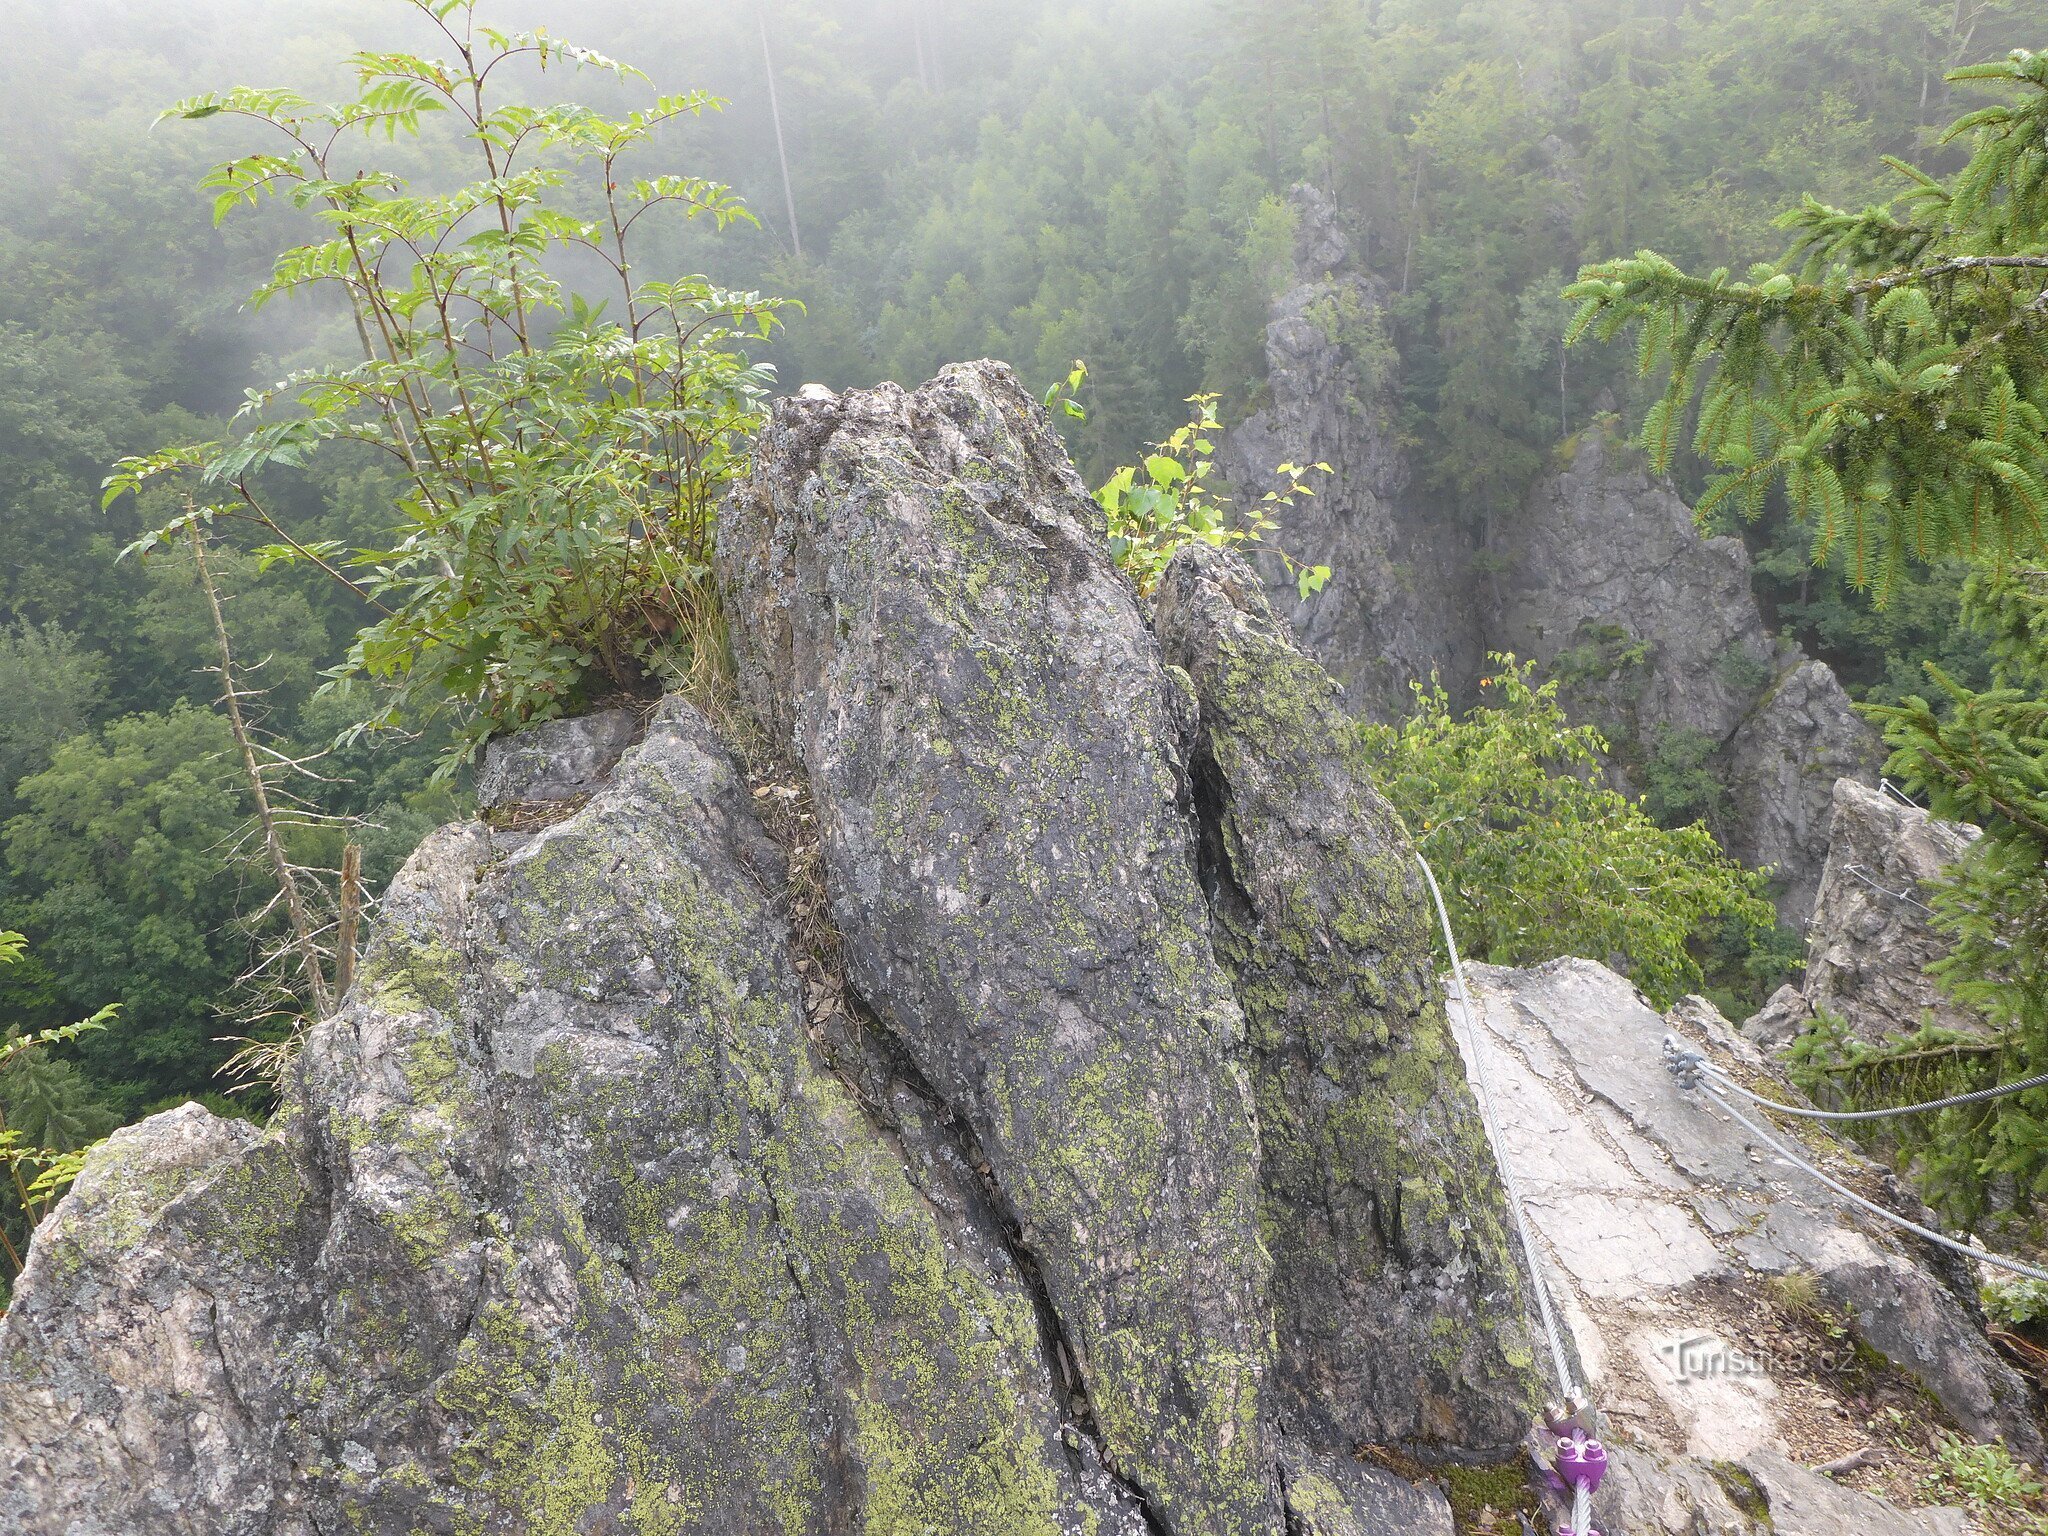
[720, 361, 1281, 1535]
[1456, 959, 2040, 1463]
[1153, 543, 1541, 1455]
[1277, 1445, 1454, 1536]
[1801, 779, 1984, 1045]
[0, 1103, 317, 1531]
[473, 703, 643, 811]
[1723, 661, 1886, 924]
[5, 360, 2015, 1536]
[1, 699, 1149, 1535]
[1222, 186, 1482, 719]
[1599, 1445, 1967, 1536]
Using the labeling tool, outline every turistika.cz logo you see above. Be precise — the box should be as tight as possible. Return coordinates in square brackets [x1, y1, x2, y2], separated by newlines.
[1657, 1333, 1858, 1382]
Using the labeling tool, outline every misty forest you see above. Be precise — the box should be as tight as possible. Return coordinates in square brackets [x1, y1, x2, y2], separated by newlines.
[3, 0, 2048, 1531]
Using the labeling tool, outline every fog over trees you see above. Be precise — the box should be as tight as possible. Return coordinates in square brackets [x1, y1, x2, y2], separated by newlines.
[0, 0, 2040, 1276]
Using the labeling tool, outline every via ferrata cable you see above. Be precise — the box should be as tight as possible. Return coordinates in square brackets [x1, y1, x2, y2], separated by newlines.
[1417, 853, 1608, 1536]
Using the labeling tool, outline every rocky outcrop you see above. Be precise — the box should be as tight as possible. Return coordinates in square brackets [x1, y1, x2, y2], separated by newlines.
[1743, 982, 1816, 1052]
[473, 703, 642, 811]
[718, 362, 1541, 1531]
[2, 362, 2019, 1535]
[1496, 430, 1775, 752]
[1457, 958, 2040, 1464]
[1600, 1444, 1967, 1536]
[4, 702, 1169, 1534]
[1497, 435, 1883, 924]
[1229, 194, 1881, 924]
[2, 699, 1167, 1532]
[1798, 780, 1984, 1045]
[1722, 662, 1887, 924]
[719, 363, 1285, 1533]
[1222, 186, 1482, 719]
[1153, 543, 1538, 1455]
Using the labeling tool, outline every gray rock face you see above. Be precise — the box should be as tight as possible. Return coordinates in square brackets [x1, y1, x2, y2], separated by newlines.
[1, 700, 1150, 1535]
[1741, 982, 1816, 1051]
[473, 703, 643, 811]
[1600, 1445, 1967, 1536]
[1153, 543, 1540, 1455]
[1278, 1445, 1455, 1536]
[1500, 435, 1883, 925]
[1742, 1449, 1967, 1536]
[721, 361, 1282, 1533]
[1723, 662, 1887, 923]
[1222, 186, 1482, 720]
[1802, 779, 1983, 1045]
[1229, 196, 1880, 922]
[1457, 958, 2040, 1463]
[1496, 430, 1775, 752]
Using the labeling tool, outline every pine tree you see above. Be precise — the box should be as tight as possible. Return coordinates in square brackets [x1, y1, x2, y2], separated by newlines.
[1567, 48, 2048, 596]
[1570, 48, 2048, 1226]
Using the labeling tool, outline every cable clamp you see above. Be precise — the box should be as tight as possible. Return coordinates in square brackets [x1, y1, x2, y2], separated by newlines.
[1554, 1435, 1608, 1493]
[1661, 1034, 1707, 1090]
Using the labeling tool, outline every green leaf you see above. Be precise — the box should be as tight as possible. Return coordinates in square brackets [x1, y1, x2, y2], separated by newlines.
[1144, 454, 1188, 488]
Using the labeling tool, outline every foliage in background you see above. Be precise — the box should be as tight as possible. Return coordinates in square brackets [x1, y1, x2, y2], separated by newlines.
[1575, 49, 2048, 1225]
[1568, 49, 2048, 600]
[0, 932, 114, 1297]
[108, 1, 790, 768]
[1359, 658, 1776, 1008]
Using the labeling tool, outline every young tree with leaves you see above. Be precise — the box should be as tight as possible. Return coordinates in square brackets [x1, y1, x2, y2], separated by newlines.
[105, 0, 792, 769]
[1358, 659, 1775, 1009]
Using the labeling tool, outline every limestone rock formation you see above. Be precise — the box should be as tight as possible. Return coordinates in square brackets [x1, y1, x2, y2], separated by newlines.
[1800, 779, 1984, 1046]
[1221, 186, 1482, 719]
[1456, 958, 2040, 1464]
[1, 361, 2021, 1536]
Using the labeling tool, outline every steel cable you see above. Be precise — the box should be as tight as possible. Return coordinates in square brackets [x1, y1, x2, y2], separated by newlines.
[1695, 1057, 2048, 1122]
[1683, 1071, 2048, 1283]
[1415, 852, 1580, 1405]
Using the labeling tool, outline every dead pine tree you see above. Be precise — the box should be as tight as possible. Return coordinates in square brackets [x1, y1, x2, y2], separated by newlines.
[185, 521, 366, 1090]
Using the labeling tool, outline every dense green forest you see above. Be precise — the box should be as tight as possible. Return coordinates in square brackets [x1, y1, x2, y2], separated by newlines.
[0, 0, 2037, 1256]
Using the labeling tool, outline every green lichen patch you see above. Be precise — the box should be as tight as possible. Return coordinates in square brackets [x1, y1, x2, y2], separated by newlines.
[773, 1068, 1075, 1536]
[176, 1136, 308, 1269]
